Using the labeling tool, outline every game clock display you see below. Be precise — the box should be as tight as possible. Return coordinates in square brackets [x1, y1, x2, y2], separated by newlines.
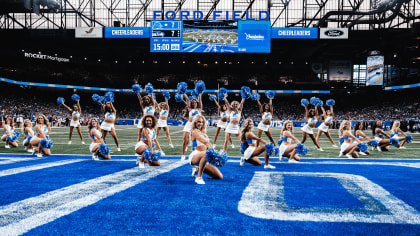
[150, 21, 183, 52]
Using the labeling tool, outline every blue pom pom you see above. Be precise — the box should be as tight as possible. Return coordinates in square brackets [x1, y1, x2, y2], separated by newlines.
[301, 99, 309, 107]
[104, 92, 114, 103]
[265, 90, 275, 99]
[368, 140, 379, 147]
[218, 88, 228, 100]
[240, 86, 251, 99]
[151, 151, 161, 162]
[357, 142, 369, 152]
[206, 148, 228, 167]
[57, 97, 65, 105]
[27, 136, 33, 143]
[14, 131, 20, 138]
[209, 94, 217, 102]
[71, 94, 80, 101]
[175, 93, 183, 102]
[277, 140, 283, 146]
[339, 137, 345, 145]
[240, 142, 249, 154]
[390, 138, 400, 146]
[177, 82, 188, 94]
[251, 92, 260, 101]
[40, 139, 48, 149]
[132, 84, 142, 94]
[310, 97, 319, 106]
[405, 135, 413, 143]
[98, 144, 110, 156]
[191, 90, 198, 100]
[326, 99, 335, 106]
[316, 98, 323, 106]
[47, 140, 54, 149]
[144, 147, 152, 161]
[265, 143, 279, 156]
[295, 143, 309, 156]
[162, 91, 171, 100]
[92, 94, 101, 103]
[195, 80, 206, 95]
[145, 83, 154, 95]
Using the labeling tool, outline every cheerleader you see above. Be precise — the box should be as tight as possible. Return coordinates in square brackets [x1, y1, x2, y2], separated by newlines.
[88, 118, 111, 160]
[61, 99, 85, 145]
[22, 119, 34, 152]
[1, 117, 18, 148]
[100, 101, 120, 151]
[301, 104, 323, 151]
[156, 100, 174, 149]
[30, 114, 52, 157]
[210, 96, 233, 149]
[223, 97, 245, 153]
[279, 120, 302, 162]
[181, 94, 202, 160]
[255, 97, 275, 146]
[189, 115, 223, 185]
[354, 121, 372, 156]
[316, 105, 337, 147]
[372, 120, 391, 151]
[136, 93, 156, 134]
[135, 114, 162, 168]
[389, 121, 408, 148]
[338, 120, 361, 158]
[240, 119, 275, 168]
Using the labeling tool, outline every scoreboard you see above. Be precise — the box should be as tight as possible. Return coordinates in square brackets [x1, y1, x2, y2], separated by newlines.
[150, 21, 183, 52]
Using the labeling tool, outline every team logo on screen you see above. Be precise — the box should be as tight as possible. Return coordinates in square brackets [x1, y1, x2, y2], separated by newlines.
[244, 33, 265, 41]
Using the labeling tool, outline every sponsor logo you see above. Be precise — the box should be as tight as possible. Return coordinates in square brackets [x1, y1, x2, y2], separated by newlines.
[324, 29, 344, 37]
[244, 33, 265, 41]
[24, 52, 70, 63]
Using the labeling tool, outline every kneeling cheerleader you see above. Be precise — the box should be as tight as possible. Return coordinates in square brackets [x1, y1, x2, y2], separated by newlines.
[135, 114, 162, 168]
[339, 120, 368, 159]
[389, 121, 413, 149]
[239, 119, 276, 169]
[372, 120, 393, 151]
[189, 115, 226, 185]
[22, 119, 34, 152]
[278, 120, 309, 162]
[30, 114, 53, 157]
[354, 121, 374, 156]
[88, 118, 111, 160]
[2, 117, 19, 148]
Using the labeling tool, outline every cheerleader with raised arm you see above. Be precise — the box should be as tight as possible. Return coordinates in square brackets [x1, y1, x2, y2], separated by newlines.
[181, 93, 203, 160]
[209, 94, 233, 149]
[96, 93, 120, 151]
[30, 114, 53, 157]
[189, 115, 223, 185]
[389, 121, 411, 149]
[300, 98, 323, 151]
[255, 91, 276, 146]
[316, 99, 337, 148]
[60, 94, 85, 145]
[156, 91, 174, 149]
[279, 120, 308, 162]
[135, 114, 162, 168]
[223, 97, 245, 153]
[339, 120, 362, 158]
[1, 117, 18, 148]
[240, 119, 276, 168]
[354, 121, 372, 156]
[88, 118, 111, 160]
[22, 119, 34, 152]
[372, 120, 392, 151]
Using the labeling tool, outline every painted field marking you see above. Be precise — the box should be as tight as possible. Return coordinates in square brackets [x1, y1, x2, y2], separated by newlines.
[0, 160, 185, 236]
[238, 171, 420, 224]
[0, 157, 41, 165]
[0, 159, 87, 177]
[227, 160, 420, 168]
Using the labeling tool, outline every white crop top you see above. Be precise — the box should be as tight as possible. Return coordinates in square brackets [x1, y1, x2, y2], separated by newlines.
[230, 112, 241, 120]
[72, 111, 80, 118]
[105, 112, 116, 120]
[189, 109, 200, 118]
[262, 112, 272, 120]
[141, 128, 156, 141]
[91, 128, 102, 140]
[220, 111, 229, 119]
[308, 117, 317, 123]
[324, 116, 333, 123]
[159, 110, 169, 118]
[143, 106, 155, 115]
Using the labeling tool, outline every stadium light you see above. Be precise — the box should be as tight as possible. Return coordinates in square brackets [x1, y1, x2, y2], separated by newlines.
[129, 61, 132, 64]
[98, 59, 101, 62]
[84, 57, 87, 60]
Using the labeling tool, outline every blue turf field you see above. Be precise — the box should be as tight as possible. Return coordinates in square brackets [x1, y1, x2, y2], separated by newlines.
[183, 42, 238, 52]
[0, 154, 419, 235]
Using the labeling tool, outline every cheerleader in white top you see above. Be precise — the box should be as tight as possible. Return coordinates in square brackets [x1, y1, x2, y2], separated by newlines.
[372, 120, 392, 151]
[338, 120, 362, 158]
[209, 95, 233, 149]
[156, 91, 174, 149]
[135, 114, 162, 168]
[279, 120, 305, 162]
[181, 93, 203, 160]
[255, 92, 276, 146]
[240, 119, 276, 168]
[301, 100, 323, 151]
[223, 97, 245, 153]
[135, 91, 156, 134]
[1, 117, 18, 148]
[61, 94, 85, 145]
[189, 115, 223, 185]
[389, 121, 409, 148]
[100, 100, 120, 151]
[22, 119, 34, 152]
[88, 118, 111, 160]
[315, 100, 337, 147]
[30, 114, 52, 157]
[354, 121, 371, 156]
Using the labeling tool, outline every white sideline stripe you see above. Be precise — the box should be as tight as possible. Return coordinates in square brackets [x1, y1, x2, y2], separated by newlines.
[0, 159, 86, 177]
[0, 158, 39, 165]
[227, 160, 420, 168]
[0, 160, 184, 236]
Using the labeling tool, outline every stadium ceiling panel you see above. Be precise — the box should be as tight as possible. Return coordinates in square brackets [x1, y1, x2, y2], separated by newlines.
[0, 0, 419, 29]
